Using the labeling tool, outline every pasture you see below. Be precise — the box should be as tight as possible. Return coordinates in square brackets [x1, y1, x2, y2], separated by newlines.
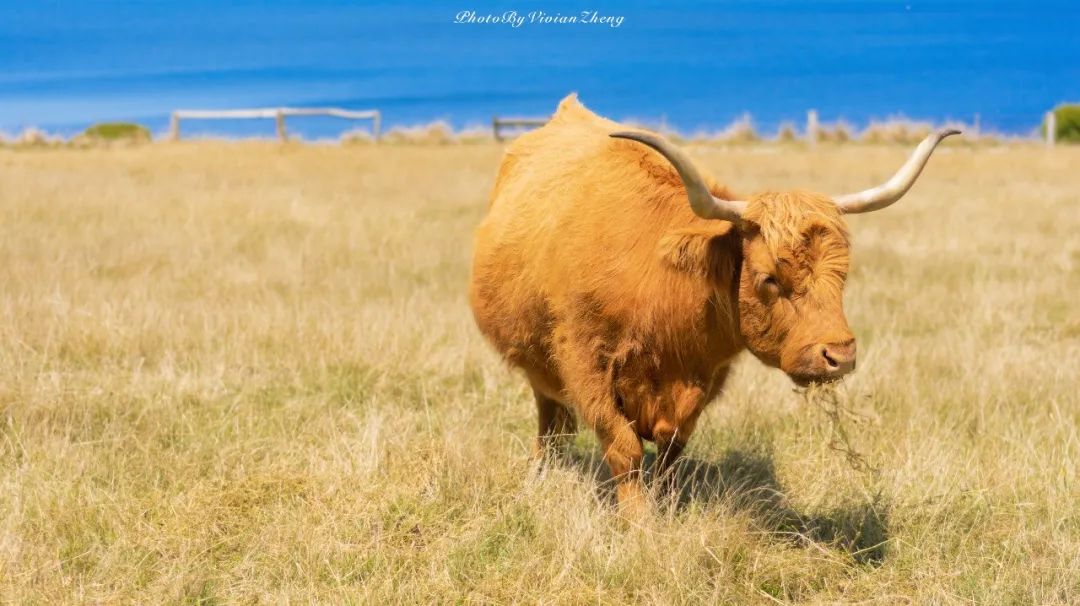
[1, 141, 1077, 603]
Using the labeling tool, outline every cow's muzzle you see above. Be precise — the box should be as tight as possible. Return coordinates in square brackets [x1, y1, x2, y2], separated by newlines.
[788, 339, 857, 386]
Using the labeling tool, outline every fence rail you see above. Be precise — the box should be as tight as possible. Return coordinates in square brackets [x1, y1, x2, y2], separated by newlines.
[492, 117, 547, 141]
[162, 105, 1064, 145]
[169, 107, 381, 141]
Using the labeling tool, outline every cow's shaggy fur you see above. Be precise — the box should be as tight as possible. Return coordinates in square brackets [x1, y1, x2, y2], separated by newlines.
[469, 95, 856, 513]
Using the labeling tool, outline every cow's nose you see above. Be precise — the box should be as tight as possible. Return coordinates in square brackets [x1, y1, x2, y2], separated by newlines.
[820, 340, 857, 377]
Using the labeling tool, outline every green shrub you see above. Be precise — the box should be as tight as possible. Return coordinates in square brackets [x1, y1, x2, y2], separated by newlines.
[1046, 104, 1080, 143]
[82, 122, 151, 142]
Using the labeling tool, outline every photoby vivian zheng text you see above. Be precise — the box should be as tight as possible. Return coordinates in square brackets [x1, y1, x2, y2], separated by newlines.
[454, 10, 625, 28]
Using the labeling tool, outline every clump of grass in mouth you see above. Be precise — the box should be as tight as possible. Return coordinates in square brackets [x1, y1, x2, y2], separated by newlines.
[798, 384, 881, 474]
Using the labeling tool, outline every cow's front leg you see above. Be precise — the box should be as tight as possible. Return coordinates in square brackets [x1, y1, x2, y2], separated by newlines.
[555, 329, 648, 517]
[590, 408, 647, 518]
[654, 436, 686, 496]
[651, 373, 724, 497]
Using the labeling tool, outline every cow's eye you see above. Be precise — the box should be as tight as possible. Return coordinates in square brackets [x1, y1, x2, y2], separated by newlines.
[758, 275, 781, 301]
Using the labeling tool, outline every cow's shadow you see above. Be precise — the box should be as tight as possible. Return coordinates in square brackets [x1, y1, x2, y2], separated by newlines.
[560, 443, 889, 565]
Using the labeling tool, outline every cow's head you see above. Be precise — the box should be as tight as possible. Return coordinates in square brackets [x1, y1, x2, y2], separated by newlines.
[611, 129, 958, 385]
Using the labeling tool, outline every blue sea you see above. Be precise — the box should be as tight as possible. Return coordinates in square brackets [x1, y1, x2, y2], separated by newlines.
[1, 0, 1077, 139]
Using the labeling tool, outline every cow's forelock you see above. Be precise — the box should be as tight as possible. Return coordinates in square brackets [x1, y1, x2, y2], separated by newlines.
[743, 191, 848, 256]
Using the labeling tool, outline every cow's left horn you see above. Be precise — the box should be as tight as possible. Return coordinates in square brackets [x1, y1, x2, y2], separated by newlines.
[834, 128, 961, 214]
[610, 131, 747, 223]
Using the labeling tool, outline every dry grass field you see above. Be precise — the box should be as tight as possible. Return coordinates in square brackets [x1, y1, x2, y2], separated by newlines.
[1, 140, 1078, 604]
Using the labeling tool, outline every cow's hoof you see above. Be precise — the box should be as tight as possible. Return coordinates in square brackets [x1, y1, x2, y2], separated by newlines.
[615, 483, 651, 522]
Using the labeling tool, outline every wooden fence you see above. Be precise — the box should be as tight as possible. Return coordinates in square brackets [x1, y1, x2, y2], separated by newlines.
[169, 107, 381, 141]
[164, 106, 1062, 145]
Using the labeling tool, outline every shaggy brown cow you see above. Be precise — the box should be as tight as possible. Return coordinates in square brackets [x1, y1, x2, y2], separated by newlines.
[469, 94, 957, 514]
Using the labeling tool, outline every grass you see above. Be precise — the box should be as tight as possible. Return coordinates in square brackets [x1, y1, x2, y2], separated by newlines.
[0, 140, 1078, 603]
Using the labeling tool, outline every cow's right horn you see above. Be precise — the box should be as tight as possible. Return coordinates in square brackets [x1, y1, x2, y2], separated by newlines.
[833, 128, 960, 214]
[610, 131, 747, 223]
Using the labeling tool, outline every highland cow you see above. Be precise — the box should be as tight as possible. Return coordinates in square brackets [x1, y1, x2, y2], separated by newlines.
[469, 95, 957, 514]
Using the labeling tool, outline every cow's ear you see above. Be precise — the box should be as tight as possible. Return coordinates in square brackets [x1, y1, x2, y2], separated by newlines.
[658, 224, 738, 280]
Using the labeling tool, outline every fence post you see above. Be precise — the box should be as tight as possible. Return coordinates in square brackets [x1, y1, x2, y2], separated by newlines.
[492, 116, 501, 142]
[372, 111, 381, 142]
[806, 109, 818, 147]
[275, 109, 287, 142]
[1045, 111, 1056, 147]
[169, 112, 180, 141]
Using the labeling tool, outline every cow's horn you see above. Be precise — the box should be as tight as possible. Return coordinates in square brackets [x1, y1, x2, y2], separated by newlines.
[610, 131, 747, 223]
[834, 128, 960, 214]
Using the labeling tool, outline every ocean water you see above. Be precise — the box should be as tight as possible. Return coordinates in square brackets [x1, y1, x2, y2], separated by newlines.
[1, 0, 1077, 139]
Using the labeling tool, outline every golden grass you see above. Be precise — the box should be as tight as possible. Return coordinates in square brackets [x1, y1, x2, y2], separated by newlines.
[0, 116, 1028, 149]
[1, 141, 1078, 603]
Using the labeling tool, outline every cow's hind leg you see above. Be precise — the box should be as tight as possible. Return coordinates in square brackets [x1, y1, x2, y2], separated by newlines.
[534, 389, 576, 459]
